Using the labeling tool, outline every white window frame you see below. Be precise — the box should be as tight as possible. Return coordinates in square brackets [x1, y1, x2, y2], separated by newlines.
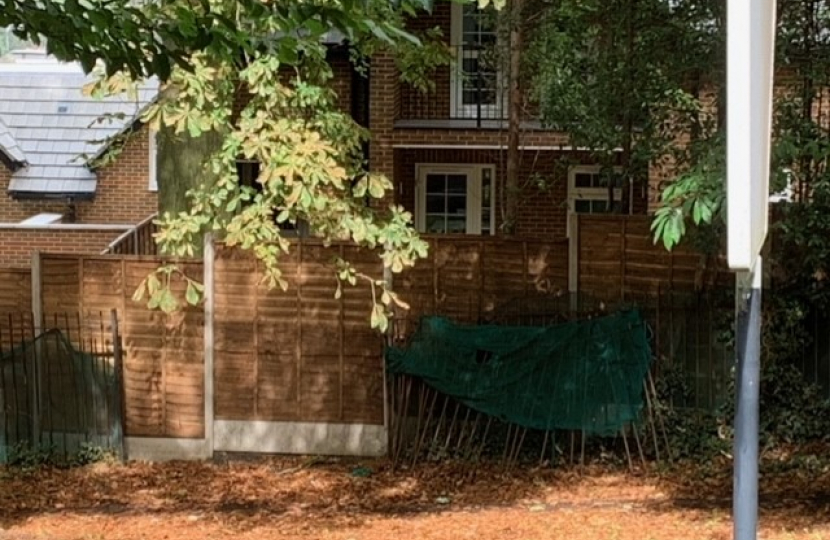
[450, 3, 505, 120]
[415, 163, 496, 236]
[567, 165, 624, 237]
[148, 128, 158, 192]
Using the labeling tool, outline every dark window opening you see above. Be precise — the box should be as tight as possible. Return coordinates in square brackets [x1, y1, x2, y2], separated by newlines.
[236, 160, 311, 237]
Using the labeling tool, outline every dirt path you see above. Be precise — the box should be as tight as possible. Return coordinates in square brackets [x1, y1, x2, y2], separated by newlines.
[1, 457, 829, 540]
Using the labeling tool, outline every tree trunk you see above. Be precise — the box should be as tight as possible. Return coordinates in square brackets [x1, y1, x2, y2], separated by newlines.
[504, 0, 522, 234]
[620, 0, 635, 215]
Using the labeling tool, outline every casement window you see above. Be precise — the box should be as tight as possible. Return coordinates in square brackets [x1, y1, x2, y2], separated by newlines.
[567, 165, 624, 235]
[236, 160, 310, 237]
[148, 128, 158, 192]
[415, 164, 495, 235]
[450, 3, 504, 119]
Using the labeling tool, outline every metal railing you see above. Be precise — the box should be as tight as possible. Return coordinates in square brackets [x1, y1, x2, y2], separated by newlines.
[398, 44, 508, 127]
[101, 213, 158, 256]
[0, 310, 125, 463]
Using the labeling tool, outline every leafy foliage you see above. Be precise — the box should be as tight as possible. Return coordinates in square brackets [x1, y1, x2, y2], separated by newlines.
[79, 0, 477, 329]
[650, 135, 725, 251]
[6, 442, 56, 472]
[5, 0, 462, 332]
[654, 293, 830, 461]
[529, 0, 711, 198]
[1, 0, 440, 79]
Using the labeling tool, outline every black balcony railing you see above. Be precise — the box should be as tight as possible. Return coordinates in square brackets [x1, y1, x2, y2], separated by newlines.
[397, 45, 508, 127]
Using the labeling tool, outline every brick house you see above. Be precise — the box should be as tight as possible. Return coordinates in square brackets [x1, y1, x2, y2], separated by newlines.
[365, 3, 650, 245]
[0, 51, 159, 267]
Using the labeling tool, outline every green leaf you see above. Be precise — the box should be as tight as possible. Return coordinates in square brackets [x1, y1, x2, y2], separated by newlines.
[147, 273, 161, 296]
[159, 289, 178, 313]
[370, 303, 389, 333]
[131, 279, 147, 303]
[185, 281, 200, 305]
[368, 176, 386, 199]
[353, 177, 368, 198]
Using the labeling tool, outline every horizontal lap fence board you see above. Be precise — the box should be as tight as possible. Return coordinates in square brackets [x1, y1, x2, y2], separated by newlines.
[397, 236, 570, 330]
[39, 253, 205, 440]
[0, 268, 31, 316]
[574, 215, 735, 411]
[213, 243, 385, 427]
[576, 215, 731, 300]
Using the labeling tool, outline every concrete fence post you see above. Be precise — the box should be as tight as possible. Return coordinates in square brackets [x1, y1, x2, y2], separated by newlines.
[568, 213, 579, 311]
[30, 251, 43, 443]
[203, 233, 215, 457]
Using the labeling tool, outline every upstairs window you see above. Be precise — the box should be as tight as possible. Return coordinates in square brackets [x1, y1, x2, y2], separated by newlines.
[451, 3, 504, 120]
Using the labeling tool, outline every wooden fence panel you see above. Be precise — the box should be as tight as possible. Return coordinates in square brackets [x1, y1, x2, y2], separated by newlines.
[214, 246, 259, 421]
[214, 242, 385, 425]
[0, 268, 31, 315]
[41, 257, 80, 316]
[39, 254, 205, 439]
[399, 236, 569, 326]
[577, 215, 729, 300]
[340, 245, 385, 425]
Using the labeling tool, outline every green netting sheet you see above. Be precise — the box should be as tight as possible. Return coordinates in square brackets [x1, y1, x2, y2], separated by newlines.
[386, 309, 653, 436]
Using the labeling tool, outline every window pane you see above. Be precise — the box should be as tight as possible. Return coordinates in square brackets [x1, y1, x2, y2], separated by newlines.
[425, 215, 447, 233]
[447, 174, 467, 193]
[481, 212, 491, 234]
[462, 57, 479, 75]
[574, 173, 593, 188]
[482, 173, 492, 207]
[482, 169, 492, 233]
[426, 195, 446, 213]
[447, 195, 467, 215]
[574, 199, 591, 213]
[426, 174, 446, 193]
[463, 88, 497, 106]
[591, 200, 608, 213]
[446, 217, 467, 233]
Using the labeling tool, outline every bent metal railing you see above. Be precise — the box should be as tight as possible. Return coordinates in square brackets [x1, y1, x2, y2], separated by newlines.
[101, 213, 158, 256]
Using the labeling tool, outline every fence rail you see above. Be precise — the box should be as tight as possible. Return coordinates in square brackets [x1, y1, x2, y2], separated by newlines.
[102, 213, 159, 256]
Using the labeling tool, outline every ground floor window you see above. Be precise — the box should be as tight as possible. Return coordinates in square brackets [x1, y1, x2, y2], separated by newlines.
[567, 165, 624, 236]
[415, 164, 495, 235]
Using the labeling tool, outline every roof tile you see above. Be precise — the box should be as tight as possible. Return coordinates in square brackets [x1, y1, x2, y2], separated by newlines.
[0, 60, 157, 197]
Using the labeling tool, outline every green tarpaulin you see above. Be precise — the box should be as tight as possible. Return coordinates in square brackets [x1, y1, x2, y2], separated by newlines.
[386, 309, 653, 436]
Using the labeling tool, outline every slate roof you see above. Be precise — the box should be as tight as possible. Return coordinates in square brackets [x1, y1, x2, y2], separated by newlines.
[0, 58, 157, 198]
[0, 118, 27, 165]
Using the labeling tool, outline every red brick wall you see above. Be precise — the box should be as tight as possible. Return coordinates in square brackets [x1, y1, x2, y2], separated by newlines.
[0, 125, 158, 224]
[88, 126, 158, 223]
[0, 228, 126, 268]
[394, 148, 647, 239]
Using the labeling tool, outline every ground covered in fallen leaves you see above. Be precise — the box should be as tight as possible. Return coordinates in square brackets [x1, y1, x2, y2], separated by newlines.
[3, 450, 830, 540]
